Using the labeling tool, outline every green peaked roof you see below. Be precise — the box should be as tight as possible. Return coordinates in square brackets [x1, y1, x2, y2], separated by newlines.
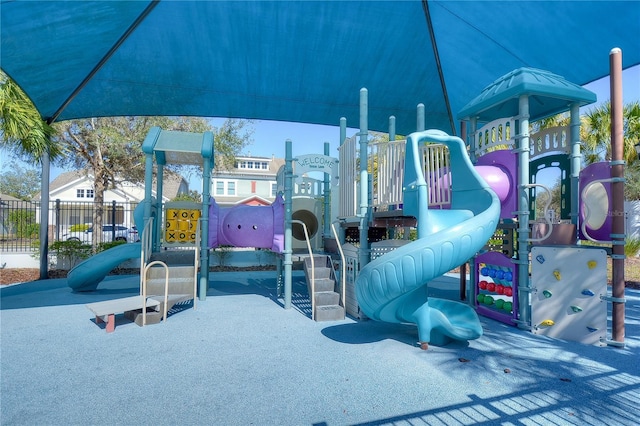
[457, 68, 597, 123]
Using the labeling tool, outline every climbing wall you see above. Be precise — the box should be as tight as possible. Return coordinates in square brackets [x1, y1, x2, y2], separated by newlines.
[530, 246, 607, 345]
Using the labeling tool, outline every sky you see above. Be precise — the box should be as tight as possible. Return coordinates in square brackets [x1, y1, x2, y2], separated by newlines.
[1, 65, 638, 191]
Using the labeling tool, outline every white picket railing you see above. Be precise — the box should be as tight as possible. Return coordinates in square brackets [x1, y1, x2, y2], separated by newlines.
[338, 134, 452, 217]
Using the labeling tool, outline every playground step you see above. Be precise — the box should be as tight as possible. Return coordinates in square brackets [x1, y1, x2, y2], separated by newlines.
[311, 278, 335, 293]
[149, 250, 197, 265]
[310, 266, 332, 279]
[315, 304, 346, 322]
[146, 265, 196, 295]
[315, 291, 340, 306]
[125, 308, 162, 326]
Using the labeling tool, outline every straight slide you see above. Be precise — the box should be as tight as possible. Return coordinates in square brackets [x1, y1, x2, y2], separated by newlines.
[356, 130, 500, 346]
[68, 243, 141, 292]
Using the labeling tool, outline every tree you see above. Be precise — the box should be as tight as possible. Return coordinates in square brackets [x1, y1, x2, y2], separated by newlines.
[52, 116, 252, 245]
[0, 71, 62, 163]
[0, 164, 41, 200]
[582, 101, 640, 200]
[582, 101, 640, 167]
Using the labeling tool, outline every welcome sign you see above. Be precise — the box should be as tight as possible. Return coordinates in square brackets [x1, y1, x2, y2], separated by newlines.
[294, 154, 338, 180]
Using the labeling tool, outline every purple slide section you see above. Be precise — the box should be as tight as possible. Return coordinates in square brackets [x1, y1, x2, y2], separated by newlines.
[579, 162, 612, 241]
[208, 195, 285, 253]
[476, 150, 517, 219]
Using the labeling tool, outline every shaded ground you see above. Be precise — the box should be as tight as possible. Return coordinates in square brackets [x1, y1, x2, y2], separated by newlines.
[2, 258, 639, 288]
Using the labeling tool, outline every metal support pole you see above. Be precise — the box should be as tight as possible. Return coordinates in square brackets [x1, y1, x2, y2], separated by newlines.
[516, 95, 531, 329]
[569, 102, 581, 232]
[417, 103, 425, 131]
[39, 149, 50, 280]
[358, 88, 370, 268]
[199, 131, 214, 301]
[283, 140, 294, 309]
[155, 164, 164, 251]
[323, 142, 331, 244]
[338, 117, 347, 244]
[610, 47, 625, 344]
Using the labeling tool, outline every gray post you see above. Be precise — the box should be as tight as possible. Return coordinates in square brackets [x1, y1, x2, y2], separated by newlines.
[417, 103, 425, 131]
[516, 95, 531, 328]
[323, 142, 331, 242]
[358, 88, 370, 268]
[283, 140, 294, 309]
[569, 103, 581, 232]
[199, 131, 214, 301]
[39, 149, 50, 280]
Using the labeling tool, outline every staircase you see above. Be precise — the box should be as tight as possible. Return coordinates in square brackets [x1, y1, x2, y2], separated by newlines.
[130, 217, 199, 328]
[304, 255, 345, 321]
[126, 263, 197, 326]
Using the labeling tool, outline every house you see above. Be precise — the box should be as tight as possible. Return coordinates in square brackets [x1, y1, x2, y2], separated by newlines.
[31, 155, 285, 237]
[37, 170, 188, 233]
[212, 155, 285, 206]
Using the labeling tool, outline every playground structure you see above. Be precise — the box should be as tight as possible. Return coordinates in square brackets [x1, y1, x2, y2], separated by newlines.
[325, 66, 627, 348]
[66, 62, 626, 346]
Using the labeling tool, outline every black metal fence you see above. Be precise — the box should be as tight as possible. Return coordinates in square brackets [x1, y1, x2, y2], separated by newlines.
[0, 198, 139, 252]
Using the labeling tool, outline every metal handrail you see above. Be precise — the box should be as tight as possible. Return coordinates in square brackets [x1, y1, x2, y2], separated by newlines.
[140, 216, 154, 293]
[142, 260, 169, 327]
[331, 222, 346, 310]
[292, 219, 314, 320]
[193, 219, 201, 309]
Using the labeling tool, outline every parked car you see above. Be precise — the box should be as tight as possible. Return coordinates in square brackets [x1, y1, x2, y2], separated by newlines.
[64, 224, 135, 243]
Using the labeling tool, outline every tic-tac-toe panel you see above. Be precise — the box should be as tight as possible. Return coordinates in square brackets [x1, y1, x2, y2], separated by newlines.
[530, 246, 607, 345]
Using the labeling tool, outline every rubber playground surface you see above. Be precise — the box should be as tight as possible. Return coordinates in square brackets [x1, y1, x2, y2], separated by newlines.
[1, 271, 639, 426]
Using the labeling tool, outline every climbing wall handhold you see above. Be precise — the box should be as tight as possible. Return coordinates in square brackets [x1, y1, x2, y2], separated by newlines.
[553, 270, 561, 281]
[581, 289, 595, 297]
[542, 290, 553, 298]
[570, 305, 583, 313]
[587, 260, 597, 269]
[540, 319, 555, 327]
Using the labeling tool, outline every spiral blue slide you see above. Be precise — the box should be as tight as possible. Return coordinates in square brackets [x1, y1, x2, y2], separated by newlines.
[356, 130, 500, 346]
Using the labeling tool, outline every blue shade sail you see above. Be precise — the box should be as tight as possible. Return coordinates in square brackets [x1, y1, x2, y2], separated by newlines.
[2, 1, 639, 135]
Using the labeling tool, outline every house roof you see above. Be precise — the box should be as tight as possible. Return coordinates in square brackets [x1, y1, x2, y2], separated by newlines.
[41, 169, 187, 201]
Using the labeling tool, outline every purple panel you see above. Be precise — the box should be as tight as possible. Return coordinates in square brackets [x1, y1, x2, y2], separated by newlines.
[578, 162, 612, 241]
[474, 251, 518, 326]
[209, 195, 284, 251]
[476, 150, 517, 219]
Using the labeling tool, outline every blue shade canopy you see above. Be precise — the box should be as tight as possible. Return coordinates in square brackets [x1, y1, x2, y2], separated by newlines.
[2, 1, 639, 136]
[458, 68, 598, 123]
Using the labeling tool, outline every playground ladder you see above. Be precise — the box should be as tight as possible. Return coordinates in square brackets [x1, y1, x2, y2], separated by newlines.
[303, 255, 345, 322]
[135, 217, 199, 327]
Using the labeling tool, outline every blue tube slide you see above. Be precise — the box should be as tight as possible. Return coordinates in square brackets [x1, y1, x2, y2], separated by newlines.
[356, 130, 501, 346]
[68, 243, 141, 292]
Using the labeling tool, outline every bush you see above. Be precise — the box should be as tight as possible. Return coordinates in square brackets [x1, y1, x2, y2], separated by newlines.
[49, 240, 93, 269]
[625, 237, 640, 257]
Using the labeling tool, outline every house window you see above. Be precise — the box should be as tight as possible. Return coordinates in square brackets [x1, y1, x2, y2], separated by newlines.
[216, 181, 225, 195]
[214, 179, 237, 196]
[77, 189, 85, 198]
[237, 159, 270, 170]
[251, 181, 256, 193]
[86, 189, 94, 198]
[271, 182, 277, 197]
